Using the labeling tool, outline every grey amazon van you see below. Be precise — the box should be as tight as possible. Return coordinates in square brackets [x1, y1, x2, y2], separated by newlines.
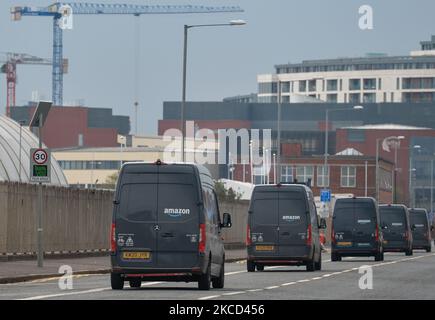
[331, 197, 384, 262]
[379, 204, 413, 255]
[110, 161, 232, 290]
[409, 208, 432, 252]
[246, 183, 326, 272]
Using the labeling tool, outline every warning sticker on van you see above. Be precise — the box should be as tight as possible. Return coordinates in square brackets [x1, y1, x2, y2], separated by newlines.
[164, 208, 191, 218]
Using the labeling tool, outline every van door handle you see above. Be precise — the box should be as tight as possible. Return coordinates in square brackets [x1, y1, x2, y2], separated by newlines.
[162, 232, 174, 238]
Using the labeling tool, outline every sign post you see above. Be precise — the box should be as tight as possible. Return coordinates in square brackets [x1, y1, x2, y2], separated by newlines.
[29, 101, 52, 268]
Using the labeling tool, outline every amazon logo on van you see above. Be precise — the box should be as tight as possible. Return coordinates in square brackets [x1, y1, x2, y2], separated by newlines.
[164, 208, 191, 218]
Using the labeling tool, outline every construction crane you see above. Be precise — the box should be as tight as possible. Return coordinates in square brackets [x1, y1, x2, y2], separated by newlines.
[11, 2, 244, 107]
[0, 52, 68, 117]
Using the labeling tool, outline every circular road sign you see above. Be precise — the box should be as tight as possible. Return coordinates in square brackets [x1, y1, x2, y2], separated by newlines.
[33, 149, 48, 165]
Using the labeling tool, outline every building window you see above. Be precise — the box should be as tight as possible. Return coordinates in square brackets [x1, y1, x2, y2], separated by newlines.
[308, 80, 317, 92]
[347, 129, 365, 142]
[363, 78, 377, 90]
[281, 81, 290, 93]
[296, 166, 314, 184]
[378, 78, 382, 90]
[340, 79, 343, 91]
[317, 166, 329, 187]
[259, 82, 277, 94]
[281, 165, 293, 183]
[391, 92, 394, 102]
[363, 93, 376, 103]
[344, 93, 348, 102]
[327, 94, 338, 103]
[349, 93, 360, 104]
[281, 96, 290, 103]
[299, 80, 307, 92]
[327, 79, 338, 91]
[341, 166, 356, 187]
[349, 79, 361, 91]
[396, 78, 400, 90]
[383, 92, 387, 102]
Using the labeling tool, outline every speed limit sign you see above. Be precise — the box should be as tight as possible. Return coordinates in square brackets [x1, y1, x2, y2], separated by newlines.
[33, 149, 48, 165]
[30, 148, 51, 183]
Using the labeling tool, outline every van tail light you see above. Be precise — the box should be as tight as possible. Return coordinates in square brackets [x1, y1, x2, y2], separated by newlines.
[306, 224, 312, 245]
[331, 226, 336, 245]
[111, 223, 116, 253]
[375, 225, 380, 242]
[199, 223, 206, 254]
[246, 225, 252, 246]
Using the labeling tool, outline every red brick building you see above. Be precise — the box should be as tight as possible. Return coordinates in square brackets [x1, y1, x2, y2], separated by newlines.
[336, 124, 435, 205]
[11, 105, 130, 149]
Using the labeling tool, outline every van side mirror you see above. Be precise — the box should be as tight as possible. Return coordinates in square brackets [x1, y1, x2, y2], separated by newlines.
[318, 218, 327, 229]
[411, 225, 416, 231]
[381, 224, 388, 230]
[221, 213, 232, 228]
[431, 225, 434, 231]
[113, 200, 120, 205]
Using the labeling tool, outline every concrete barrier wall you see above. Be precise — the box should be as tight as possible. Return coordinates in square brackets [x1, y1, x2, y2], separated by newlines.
[0, 182, 249, 255]
[0, 182, 113, 255]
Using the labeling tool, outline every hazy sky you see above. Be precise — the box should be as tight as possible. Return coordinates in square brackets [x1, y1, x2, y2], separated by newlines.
[1, 0, 435, 134]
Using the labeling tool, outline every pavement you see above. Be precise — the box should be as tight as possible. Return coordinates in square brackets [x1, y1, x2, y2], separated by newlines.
[1, 247, 434, 300]
[0, 248, 247, 284]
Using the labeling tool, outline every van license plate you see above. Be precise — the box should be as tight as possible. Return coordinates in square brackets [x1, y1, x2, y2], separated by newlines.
[123, 252, 150, 260]
[337, 242, 352, 247]
[256, 245, 274, 251]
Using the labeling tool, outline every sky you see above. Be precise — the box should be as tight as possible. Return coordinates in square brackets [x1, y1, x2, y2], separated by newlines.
[1, 0, 435, 135]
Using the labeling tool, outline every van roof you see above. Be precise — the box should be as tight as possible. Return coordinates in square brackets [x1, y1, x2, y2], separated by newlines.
[253, 184, 312, 192]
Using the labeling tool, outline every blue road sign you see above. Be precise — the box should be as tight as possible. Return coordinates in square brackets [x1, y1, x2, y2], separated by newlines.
[321, 189, 331, 202]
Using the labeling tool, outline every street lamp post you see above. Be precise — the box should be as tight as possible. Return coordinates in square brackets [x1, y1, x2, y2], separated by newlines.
[181, 20, 246, 162]
[408, 145, 421, 207]
[18, 120, 26, 182]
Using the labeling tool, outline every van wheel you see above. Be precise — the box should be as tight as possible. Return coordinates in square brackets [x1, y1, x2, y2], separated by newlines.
[331, 252, 341, 262]
[129, 279, 141, 288]
[375, 251, 384, 261]
[256, 265, 264, 271]
[247, 260, 255, 272]
[315, 253, 322, 271]
[198, 260, 211, 290]
[405, 249, 413, 256]
[212, 262, 225, 289]
[111, 273, 124, 290]
[306, 256, 316, 272]
[426, 246, 432, 253]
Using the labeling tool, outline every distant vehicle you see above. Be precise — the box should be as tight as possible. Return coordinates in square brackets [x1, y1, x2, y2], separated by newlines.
[246, 183, 326, 272]
[331, 197, 384, 262]
[379, 204, 413, 256]
[409, 208, 432, 252]
[110, 161, 232, 291]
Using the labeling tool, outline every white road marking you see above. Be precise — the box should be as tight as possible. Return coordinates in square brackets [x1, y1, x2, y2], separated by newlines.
[198, 295, 221, 300]
[247, 288, 264, 292]
[311, 277, 322, 280]
[19, 287, 111, 300]
[222, 291, 244, 296]
[265, 286, 280, 290]
[281, 282, 296, 286]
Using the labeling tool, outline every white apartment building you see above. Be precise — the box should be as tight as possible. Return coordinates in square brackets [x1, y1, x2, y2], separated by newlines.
[258, 36, 435, 104]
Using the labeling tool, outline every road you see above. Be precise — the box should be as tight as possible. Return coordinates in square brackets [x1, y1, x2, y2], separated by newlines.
[1, 249, 435, 300]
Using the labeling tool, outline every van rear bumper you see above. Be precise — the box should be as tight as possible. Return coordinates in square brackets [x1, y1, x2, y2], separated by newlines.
[412, 240, 431, 249]
[332, 245, 380, 256]
[249, 256, 311, 266]
[111, 267, 203, 282]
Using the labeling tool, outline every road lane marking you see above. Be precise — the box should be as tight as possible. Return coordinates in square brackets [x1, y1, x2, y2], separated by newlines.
[199, 295, 221, 300]
[197, 252, 435, 300]
[19, 287, 111, 300]
[222, 291, 244, 296]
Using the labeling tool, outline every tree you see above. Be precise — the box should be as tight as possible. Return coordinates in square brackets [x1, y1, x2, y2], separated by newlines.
[105, 172, 119, 189]
[214, 180, 242, 202]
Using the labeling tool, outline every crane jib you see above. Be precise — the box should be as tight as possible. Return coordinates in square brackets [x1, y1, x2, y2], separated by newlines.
[11, 3, 244, 107]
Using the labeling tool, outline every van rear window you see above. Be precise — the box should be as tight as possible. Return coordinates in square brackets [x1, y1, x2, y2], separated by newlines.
[279, 199, 307, 226]
[333, 202, 376, 228]
[410, 212, 428, 228]
[380, 208, 406, 229]
[252, 199, 278, 225]
[118, 184, 157, 222]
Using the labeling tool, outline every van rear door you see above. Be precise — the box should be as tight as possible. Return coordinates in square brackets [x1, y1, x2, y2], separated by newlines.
[250, 191, 279, 255]
[410, 211, 429, 242]
[278, 190, 309, 253]
[156, 166, 200, 269]
[115, 170, 158, 269]
[333, 204, 355, 248]
[353, 204, 377, 249]
[381, 207, 407, 244]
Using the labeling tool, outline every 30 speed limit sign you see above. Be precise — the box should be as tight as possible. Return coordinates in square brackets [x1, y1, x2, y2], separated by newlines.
[33, 149, 48, 165]
[30, 148, 51, 183]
